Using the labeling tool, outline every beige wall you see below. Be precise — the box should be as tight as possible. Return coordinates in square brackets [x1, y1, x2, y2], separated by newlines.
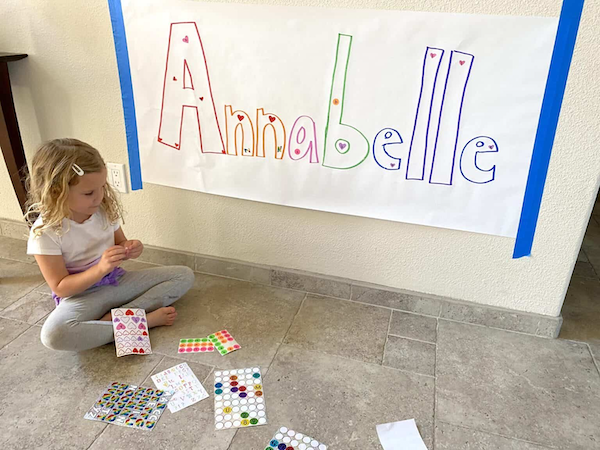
[1, 0, 598, 317]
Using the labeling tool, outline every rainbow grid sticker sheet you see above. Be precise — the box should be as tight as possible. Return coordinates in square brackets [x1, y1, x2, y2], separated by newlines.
[265, 427, 328, 450]
[213, 367, 267, 430]
[84, 382, 173, 431]
[209, 330, 241, 356]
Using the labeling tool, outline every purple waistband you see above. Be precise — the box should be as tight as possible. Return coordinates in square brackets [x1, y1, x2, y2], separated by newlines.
[52, 267, 126, 306]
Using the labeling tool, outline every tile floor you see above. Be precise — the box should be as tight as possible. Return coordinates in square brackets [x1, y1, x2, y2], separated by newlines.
[0, 234, 599, 449]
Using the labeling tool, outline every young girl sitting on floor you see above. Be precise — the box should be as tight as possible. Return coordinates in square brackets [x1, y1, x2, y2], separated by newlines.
[26, 138, 194, 352]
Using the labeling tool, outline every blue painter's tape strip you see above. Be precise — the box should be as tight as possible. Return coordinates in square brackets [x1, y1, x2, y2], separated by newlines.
[107, 0, 142, 190]
[513, 0, 584, 258]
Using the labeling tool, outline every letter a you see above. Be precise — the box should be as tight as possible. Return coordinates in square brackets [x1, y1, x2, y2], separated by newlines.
[157, 22, 224, 154]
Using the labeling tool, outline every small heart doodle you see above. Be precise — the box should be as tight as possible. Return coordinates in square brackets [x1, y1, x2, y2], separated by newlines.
[338, 142, 347, 150]
[268, 116, 276, 123]
[182, 36, 189, 43]
[237, 114, 244, 121]
[459, 60, 466, 66]
[430, 53, 437, 58]
[489, 145, 495, 149]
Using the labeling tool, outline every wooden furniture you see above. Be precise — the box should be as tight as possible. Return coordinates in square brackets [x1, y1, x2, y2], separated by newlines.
[0, 52, 28, 213]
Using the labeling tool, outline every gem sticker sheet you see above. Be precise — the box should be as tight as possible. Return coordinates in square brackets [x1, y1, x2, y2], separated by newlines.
[112, 308, 151, 357]
[151, 362, 209, 413]
[209, 330, 241, 356]
[265, 427, 328, 450]
[213, 367, 267, 430]
[84, 382, 173, 431]
[178, 338, 214, 353]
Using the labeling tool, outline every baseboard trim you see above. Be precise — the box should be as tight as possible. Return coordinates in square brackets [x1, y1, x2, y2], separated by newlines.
[0, 218, 562, 338]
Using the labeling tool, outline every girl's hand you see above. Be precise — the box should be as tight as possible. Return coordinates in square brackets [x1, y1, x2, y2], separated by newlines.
[122, 240, 144, 260]
[98, 246, 127, 274]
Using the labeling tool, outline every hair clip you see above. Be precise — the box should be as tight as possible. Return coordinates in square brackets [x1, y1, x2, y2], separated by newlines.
[72, 164, 84, 176]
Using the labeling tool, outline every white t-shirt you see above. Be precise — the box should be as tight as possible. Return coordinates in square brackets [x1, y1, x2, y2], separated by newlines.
[27, 211, 120, 273]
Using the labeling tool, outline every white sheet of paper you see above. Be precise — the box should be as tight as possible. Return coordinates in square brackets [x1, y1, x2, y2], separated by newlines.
[150, 362, 209, 413]
[376, 419, 429, 450]
[120, 0, 558, 237]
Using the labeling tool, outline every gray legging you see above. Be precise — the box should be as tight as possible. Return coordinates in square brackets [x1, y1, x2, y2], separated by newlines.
[41, 266, 195, 352]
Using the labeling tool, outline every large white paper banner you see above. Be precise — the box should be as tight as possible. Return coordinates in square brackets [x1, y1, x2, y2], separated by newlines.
[119, 0, 558, 237]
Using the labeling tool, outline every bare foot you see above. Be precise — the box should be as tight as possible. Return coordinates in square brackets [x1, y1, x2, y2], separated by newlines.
[147, 306, 177, 328]
[100, 311, 112, 322]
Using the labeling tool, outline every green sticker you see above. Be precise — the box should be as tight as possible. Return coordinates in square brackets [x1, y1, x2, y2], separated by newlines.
[241, 412, 249, 418]
[250, 418, 258, 425]
[220, 350, 227, 354]
[209, 334, 216, 339]
[202, 338, 208, 342]
[194, 338, 201, 342]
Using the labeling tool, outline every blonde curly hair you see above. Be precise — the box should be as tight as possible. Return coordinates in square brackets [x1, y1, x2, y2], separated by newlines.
[25, 138, 123, 236]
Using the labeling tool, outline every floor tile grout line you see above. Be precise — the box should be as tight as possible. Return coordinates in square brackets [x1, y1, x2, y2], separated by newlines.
[436, 420, 557, 449]
[0, 314, 30, 325]
[387, 333, 437, 346]
[0, 322, 36, 352]
[381, 309, 393, 365]
[281, 292, 308, 346]
[220, 293, 311, 450]
[432, 318, 440, 450]
[0, 284, 44, 316]
[226, 429, 240, 450]
[585, 343, 600, 377]
[282, 341, 436, 379]
[0, 254, 37, 265]
[258, 292, 310, 380]
[84, 424, 110, 450]
[140, 354, 167, 386]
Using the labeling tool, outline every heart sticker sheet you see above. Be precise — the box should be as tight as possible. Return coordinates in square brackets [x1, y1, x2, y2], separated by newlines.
[84, 382, 173, 431]
[112, 308, 152, 357]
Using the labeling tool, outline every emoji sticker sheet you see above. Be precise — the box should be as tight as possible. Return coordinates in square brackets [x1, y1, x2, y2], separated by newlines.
[112, 308, 152, 357]
[84, 382, 173, 431]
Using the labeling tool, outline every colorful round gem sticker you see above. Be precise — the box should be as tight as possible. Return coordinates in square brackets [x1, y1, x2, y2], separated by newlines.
[214, 366, 266, 431]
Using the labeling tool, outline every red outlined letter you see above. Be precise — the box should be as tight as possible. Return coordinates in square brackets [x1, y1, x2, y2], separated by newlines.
[157, 22, 224, 154]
